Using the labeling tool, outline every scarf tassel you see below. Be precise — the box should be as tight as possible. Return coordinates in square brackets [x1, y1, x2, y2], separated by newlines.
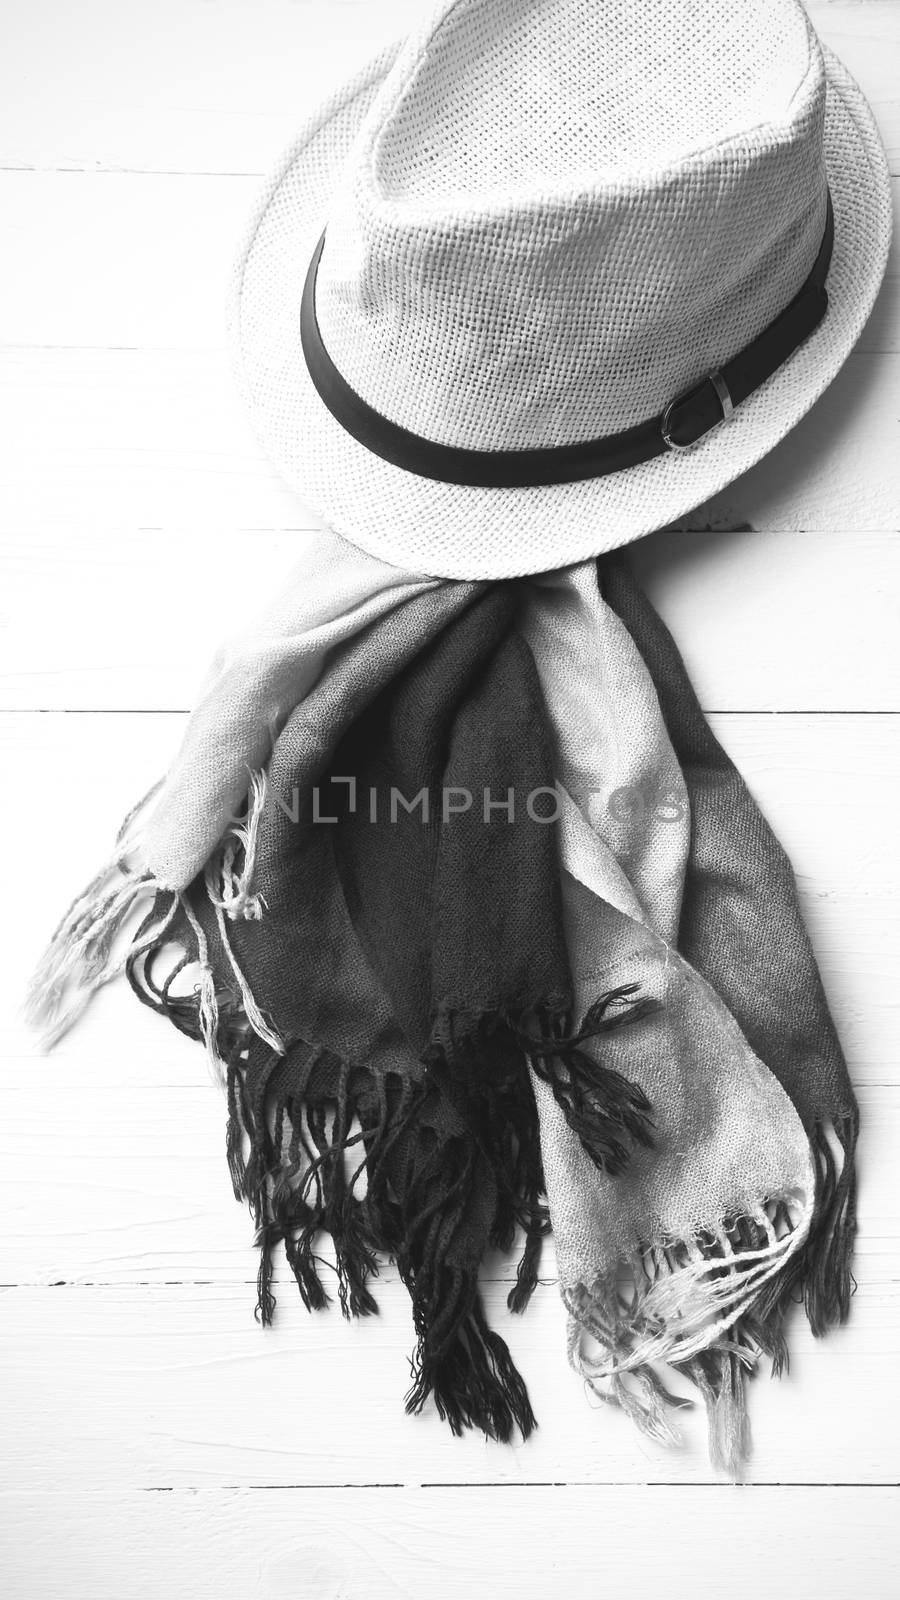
[685, 1346, 753, 1477]
[506, 1203, 551, 1315]
[403, 1265, 537, 1443]
[564, 1180, 813, 1471]
[228, 1044, 390, 1325]
[525, 985, 658, 1175]
[25, 781, 171, 1047]
[25, 861, 177, 1048]
[424, 985, 656, 1189]
[383, 1117, 537, 1441]
[567, 1312, 754, 1474]
[124, 896, 539, 1440]
[805, 1112, 859, 1333]
[751, 1111, 859, 1361]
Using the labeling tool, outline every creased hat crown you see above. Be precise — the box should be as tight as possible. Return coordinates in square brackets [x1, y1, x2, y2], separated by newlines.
[313, 0, 829, 452]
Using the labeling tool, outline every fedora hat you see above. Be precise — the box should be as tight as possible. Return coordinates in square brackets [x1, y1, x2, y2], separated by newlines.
[229, 0, 891, 580]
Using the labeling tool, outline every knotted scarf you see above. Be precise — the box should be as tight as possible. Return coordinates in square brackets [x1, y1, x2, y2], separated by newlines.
[28, 530, 857, 1471]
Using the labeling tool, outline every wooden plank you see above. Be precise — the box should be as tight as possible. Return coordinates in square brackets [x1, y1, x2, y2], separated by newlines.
[634, 520, 900, 713]
[0, 0, 424, 177]
[0, 172, 256, 351]
[0, 514, 898, 714]
[1, 1269, 898, 1488]
[2, 1485, 897, 1600]
[0, 523, 314, 714]
[0, 2, 896, 175]
[0, 345, 303, 541]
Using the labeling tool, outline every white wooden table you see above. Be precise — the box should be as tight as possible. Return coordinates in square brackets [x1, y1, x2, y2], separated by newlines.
[1, 3, 898, 1595]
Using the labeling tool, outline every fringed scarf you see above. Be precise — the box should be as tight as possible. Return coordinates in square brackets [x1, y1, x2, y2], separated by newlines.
[520, 565, 824, 1470]
[27, 531, 857, 1472]
[601, 555, 858, 1340]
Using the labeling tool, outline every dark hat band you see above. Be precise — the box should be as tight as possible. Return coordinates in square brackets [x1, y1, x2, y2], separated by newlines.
[300, 191, 833, 489]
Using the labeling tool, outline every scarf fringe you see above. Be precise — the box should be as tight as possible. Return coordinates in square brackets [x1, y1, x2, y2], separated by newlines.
[506, 1203, 550, 1314]
[205, 768, 268, 923]
[685, 1347, 753, 1478]
[241, 1053, 386, 1326]
[385, 1113, 537, 1441]
[25, 780, 170, 1048]
[569, 1315, 756, 1475]
[526, 986, 657, 1174]
[569, 1314, 754, 1475]
[24, 771, 272, 1054]
[564, 1118, 856, 1474]
[405, 1279, 536, 1442]
[25, 858, 178, 1049]
[752, 1112, 859, 1358]
[806, 1113, 859, 1332]
[564, 1181, 811, 1469]
[527, 1037, 654, 1177]
[568, 1313, 690, 1449]
[566, 1186, 812, 1374]
[123, 891, 537, 1441]
[426, 988, 654, 1185]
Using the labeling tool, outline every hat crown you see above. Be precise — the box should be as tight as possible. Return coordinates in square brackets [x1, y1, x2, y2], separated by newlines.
[314, 0, 829, 451]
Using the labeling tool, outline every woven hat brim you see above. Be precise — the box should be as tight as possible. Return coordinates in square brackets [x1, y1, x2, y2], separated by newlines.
[229, 43, 892, 580]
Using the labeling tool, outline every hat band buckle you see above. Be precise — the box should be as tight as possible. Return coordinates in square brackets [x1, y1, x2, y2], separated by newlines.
[661, 369, 735, 453]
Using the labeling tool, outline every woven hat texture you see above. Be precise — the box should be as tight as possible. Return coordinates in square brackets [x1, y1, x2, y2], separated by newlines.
[230, 0, 892, 579]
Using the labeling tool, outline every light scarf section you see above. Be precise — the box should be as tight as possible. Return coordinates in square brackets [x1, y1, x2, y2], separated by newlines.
[601, 555, 859, 1342]
[540, 826, 814, 1472]
[519, 562, 690, 942]
[27, 547, 856, 1470]
[27, 528, 459, 1048]
[519, 567, 816, 1470]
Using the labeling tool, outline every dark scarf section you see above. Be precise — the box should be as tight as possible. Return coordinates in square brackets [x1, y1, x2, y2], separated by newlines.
[601, 553, 858, 1353]
[328, 585, 653, 1177]
[127, 583, 652, 1440]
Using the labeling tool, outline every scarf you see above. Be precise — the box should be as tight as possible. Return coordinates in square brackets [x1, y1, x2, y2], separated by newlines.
[27, 536, 857, 1472]
[601, 555, 858, 1340]
[520, 566, 821, 1469]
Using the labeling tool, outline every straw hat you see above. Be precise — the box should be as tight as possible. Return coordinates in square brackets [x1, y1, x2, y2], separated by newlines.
[229, 0, 892, 580]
